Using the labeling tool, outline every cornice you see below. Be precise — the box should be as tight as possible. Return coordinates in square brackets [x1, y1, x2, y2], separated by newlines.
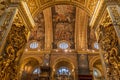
[89, 0, 106, 29]
[91, 0, 120, 30]
[91, 1, 106, 30]
[18, 1, 35, 31]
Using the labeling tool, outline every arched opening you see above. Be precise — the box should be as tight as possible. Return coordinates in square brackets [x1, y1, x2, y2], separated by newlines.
[93, 59, 104, 80]
[93, 68, 102, 80]
[20, 58, 40, 80]
[52, 59, 75, 80]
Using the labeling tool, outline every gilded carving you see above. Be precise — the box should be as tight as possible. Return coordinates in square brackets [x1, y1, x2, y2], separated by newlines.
[0, 14, 28, 80]
[0, 0, 6, 17]
[87, 0, 98, 13]
[0, 8, 15, 43]
[26, 0, 39, 14]
[73, 0, 85, 5]
[110, 6, 120, 22]
[40, 0, 53, 4]
[109, 6, 120, 33]
[98, 13, 120, 79]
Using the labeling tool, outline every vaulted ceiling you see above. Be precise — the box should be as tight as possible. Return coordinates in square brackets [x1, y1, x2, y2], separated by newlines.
[25, 0, 99, 17]
[24, 0, 100, 50]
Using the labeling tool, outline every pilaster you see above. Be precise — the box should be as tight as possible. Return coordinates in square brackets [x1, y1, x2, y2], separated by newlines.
[43, 7, 53, 51]
[75, 8, 88, 50]
[107, 5, 120, 44]
[0, 6, 18, 54]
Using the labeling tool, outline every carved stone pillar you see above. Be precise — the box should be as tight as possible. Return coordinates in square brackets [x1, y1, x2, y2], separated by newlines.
[0, 0, 7, 18]
[97, 12, 120, 79]
[0, 13, 29, 79]
[105, 2, 120, 79]
[0, 6, 18, 54]
[0, 1, 32, 80]
[107, 5, 120, 44]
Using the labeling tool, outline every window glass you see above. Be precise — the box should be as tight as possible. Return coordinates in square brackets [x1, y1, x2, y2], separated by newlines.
[33, 68, 41, 74]
[30, 42, 38, 49]
[94, 42, 99, 49]
[59, 42, 69, 49]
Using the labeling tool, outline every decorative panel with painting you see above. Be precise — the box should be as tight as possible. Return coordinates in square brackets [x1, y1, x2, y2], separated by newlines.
[52, 5, 76, 49]
[29, 12, 45, 49]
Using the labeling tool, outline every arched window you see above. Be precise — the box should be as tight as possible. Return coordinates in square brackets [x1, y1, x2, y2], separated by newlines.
[30, 42, 38, 49]
[94, 42, 99, 49]
[33, 68, 41, 74]
[57, 67, 70, 75]
[93, 68, 101, 78]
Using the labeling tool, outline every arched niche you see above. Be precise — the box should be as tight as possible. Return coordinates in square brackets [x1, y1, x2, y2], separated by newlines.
[19, 57, 40, 80]
[52, 58, 75, 80]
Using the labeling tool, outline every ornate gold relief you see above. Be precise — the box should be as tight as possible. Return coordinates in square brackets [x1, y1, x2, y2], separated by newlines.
[0, 0, 7, 17]
[97, 13, 120, 79]
[72, 0, 85, 5]
[110, 6, 120, 22]
[87, 0, 98, 13]
[0, 13, 29, 80]
[109, 6, 120, 27]
[0, 8, 15, 43]
[96, 13, 112, 42]
[26, 0, 39, 14]
[40, 0, 53, 5]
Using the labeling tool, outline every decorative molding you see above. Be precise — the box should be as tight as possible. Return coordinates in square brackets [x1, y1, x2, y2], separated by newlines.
[89, 0, 105, 28]
[25, 0, 39, 14]
[0, 7, 18, 53]
[19, 1, 35, 30]
[87, 0, 99, 13]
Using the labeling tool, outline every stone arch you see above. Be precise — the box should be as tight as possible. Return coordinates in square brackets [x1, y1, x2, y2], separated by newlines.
[33, 1, 91, 17]
[20, 57, 40, 71]
[53, 57, 75, 70]
[51, 57, 76, 80]
[89, 56, 101, 70]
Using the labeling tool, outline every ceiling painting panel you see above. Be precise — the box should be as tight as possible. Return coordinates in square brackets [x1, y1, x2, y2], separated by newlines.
[52, 5, 76, 49]
[29, 12, 45, 49]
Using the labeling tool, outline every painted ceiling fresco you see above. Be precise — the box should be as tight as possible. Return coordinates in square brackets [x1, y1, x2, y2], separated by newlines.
[29, 12, 45, 49]
[52, 5, 76, 49]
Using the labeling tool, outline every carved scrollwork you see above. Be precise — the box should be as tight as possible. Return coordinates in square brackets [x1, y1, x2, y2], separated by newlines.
[98, 14, 120, 79]
[105, 48, 120, 80]
[0, 14, 28, 80]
